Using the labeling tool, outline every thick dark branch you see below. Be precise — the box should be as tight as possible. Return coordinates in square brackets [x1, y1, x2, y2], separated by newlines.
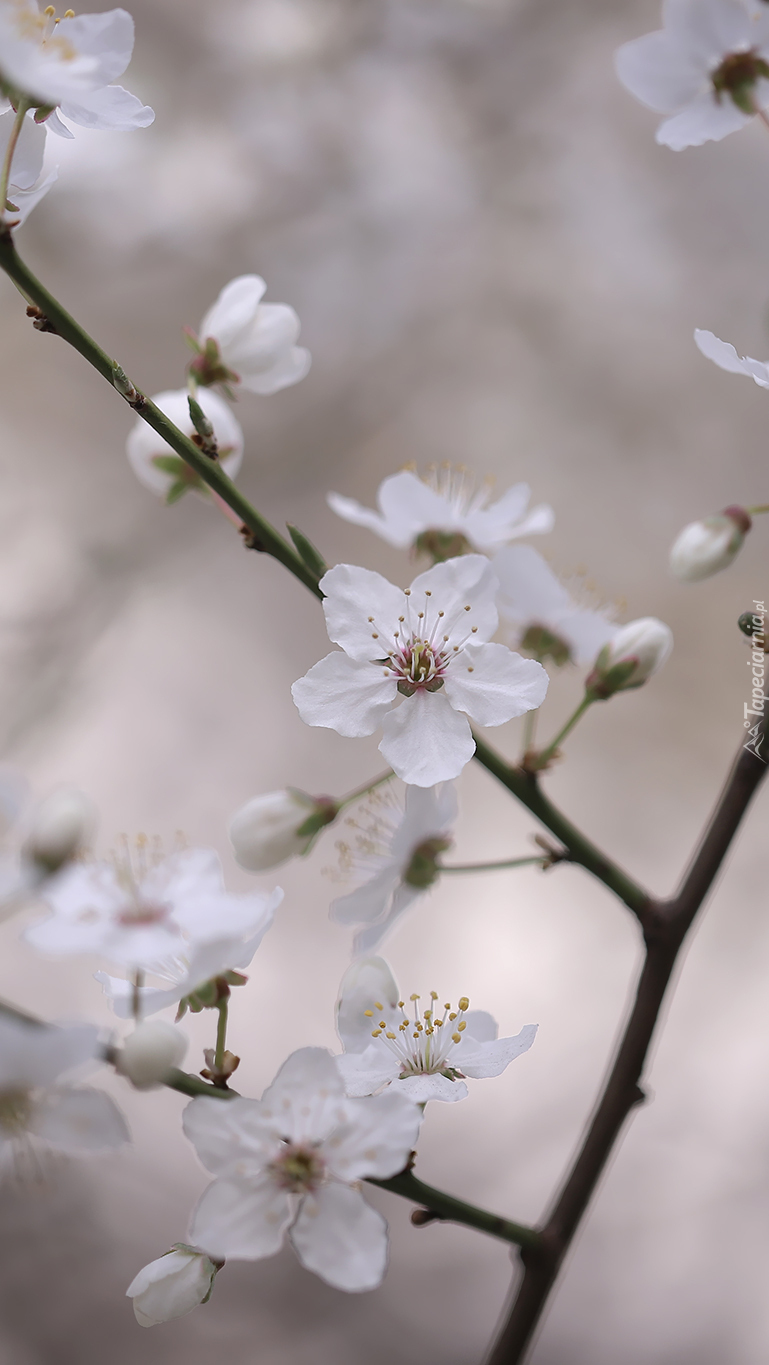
[486, 721, 768, 1365]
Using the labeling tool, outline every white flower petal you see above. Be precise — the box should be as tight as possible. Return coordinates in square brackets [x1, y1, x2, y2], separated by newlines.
[459, 1023, 538, 1078]
[31, 1086, 130, 1151]
[0, 1017, 99, 1090]
[336, 958, 401, 1053]
[290, 1183, 388, 1292]
[322, 1091, 421, 1182]
[694, 329, 769, 386]
[240, 346, 311, 395]
[494, 544, 572, 621]
[656, 88, 750, 148]
[395, 1073, 468, 1103]
[200, 276, 267, 350]
[443, 642, 549, 726]
[664, 0, 754, 66]
[351, 882, 422, 954]
[292, 653, 397, 737]
[320, 563, 407, 661]
[409, 554, 499, 647]
[463, 1010, 498, 1043]
[335, 1046, 400, 1096]
[330, 865, 401, 928]
[59, 83, 154, 131]
[379, 691, 475, 786]
[326, 491, 409, 547]
[126, 1249, 216, 1327]
[183, 1096, 275, 1175]
[615, 30, 705, 111]
[191, 1176, 291, 1262]
[259, 1048, 346, 1144]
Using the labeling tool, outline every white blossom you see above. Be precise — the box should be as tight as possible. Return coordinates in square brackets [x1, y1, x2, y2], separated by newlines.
[292, 556, 549, 787]
[328, 467, 553, 558]
[184, 1047, 421, 1292]
[195, 276, 311, 396]
[587, 617, 673, 696]
[336, 958, 537, 1105]
[0, 2, 154, 138]
[670, 507, 751, 580]
[493, 545, 617, 668]
[330, 783, 456, 954]
[695, 328, 769, 387]
[127, 1247, 218, 1327]
[0, 107, 55, 222]
[0, 1014, 128, 1171]
[0, 776, 92, 914]
[116, 1021, 188, 1090]
[125, 389, 243, 502]
[615, 0, 769, 150]
[26, 843, 282, 975]
[229, 788, 334, 872]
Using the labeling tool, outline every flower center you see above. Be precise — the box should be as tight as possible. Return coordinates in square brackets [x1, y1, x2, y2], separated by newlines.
[368, 586, 479, 695]
[0, 1087, 32, 1135]
[270, 1142, 326, 1193]
[711, 48, 769, 114]
[520, 623, 572, 668]
[117, 900, 170, 928]
[366, 992, 470, 1079]
[12, 4, 77, 57]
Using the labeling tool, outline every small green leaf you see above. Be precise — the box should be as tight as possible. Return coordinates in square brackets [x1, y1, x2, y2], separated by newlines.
[165, 479, 190, 505]
[287, 524, 328, 579]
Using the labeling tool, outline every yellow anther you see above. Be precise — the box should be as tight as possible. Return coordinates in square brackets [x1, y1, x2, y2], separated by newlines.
[423, 1010, 432, 1020]
[44, 4, 55, 12]
[399, 1023, 408, 1031]
[444, 1002, 451, 1009]
[64, 7, 75, 14]
[430, 991, 439, 999]
[458, 997, 469, 1011]
[371, 1030, 381, 1037]
[368, 616, 374, 622]
[413, 1032, 419, 1039]
[425, 590, 432, 596]
[434, 1019, 443, 1027]
[425, 1026, 434, 1035]
[452, 1032, 462, 1043]
[471, 626, 478, 633]
[379, 1021, 387, 1029]
[457, 1021, 466, 1032]
[449, 1012, 457, 1021]
[386, 1032, 396, 1040]
[372, 633, 379, 639]
[464, 605, 471, 611]
[364, 1010, 373, 1017]
[404, 589, 411, 597]
[374, 1002, 383, 1010]
[410, 993, 420, 1001]
[398, 1001, 405, 1008]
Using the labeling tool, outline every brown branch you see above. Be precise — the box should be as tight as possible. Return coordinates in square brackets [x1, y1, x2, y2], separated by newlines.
[486, 721, 768, 1365]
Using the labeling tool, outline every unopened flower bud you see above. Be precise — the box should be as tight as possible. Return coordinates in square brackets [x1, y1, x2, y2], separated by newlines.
[586, 618, 673, 699]
[23, 788, 94, 875]
[116, 1021, 188, 1090]
[670, 506, 751, 582]
[229, 788, 337, 872]
[126, 1246, 219, 1327]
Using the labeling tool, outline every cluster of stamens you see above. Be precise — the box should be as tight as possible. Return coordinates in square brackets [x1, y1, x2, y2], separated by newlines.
[108, 833, 183, 928]
[413, 461, 496, 516]
[365, 992, 471, 1077]
[367, 587, 479, 696]
[269, 1142, 325, 1193]
[15, 4, 76, 50]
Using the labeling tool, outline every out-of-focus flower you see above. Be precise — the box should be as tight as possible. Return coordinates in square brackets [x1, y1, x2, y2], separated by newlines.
[191, 276, 311, 396]
[695, 328, 769, 387]
[26, 843, 281, 974]
[670, 506, 751, 581]
[493, 545, 617, 667]
[184, 1047, 421, 1292]
[292, 557, 548, 786]
[0, 776, 93, 914]
[0, 107, 55, 222]
[336, 957, 537, 1104]
[125, 390, 243, 503]
[0, 1015, 128, 1170]
[328, 467, 553, 560]
[115, 1020, 188, 1089]
[615, 0, 769, 150]
[229, 789, 337, 872]
[330, 783, 456, 954]
[126, 1246, 218, 1327]
[0, 2, 154, 138]
[586, 618, 673, 698]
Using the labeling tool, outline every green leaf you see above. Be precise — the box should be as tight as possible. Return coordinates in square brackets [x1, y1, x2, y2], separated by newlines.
[165, 479, 190, 505]
[287, 524, 328, 580]
[153, 455, 187, 476]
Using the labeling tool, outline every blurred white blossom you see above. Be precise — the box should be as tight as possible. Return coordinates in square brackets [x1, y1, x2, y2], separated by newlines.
[0, 107, 56, 222]
[0, 2, 154, 137]
[0, 1015, 128, 1170]
[125, 389, 243, 502]
[328, 467, 553, 558]
[292, 556, 548, 786]
[670, 506, 751, 581]
[615, 0, 769, 150]
[184, 1047, 421, 1291]
[493, 545, 617, 668]
[336, 957, 537, 1104]
[229, 788, 333, 872]
[115, 1020, 188, 1090]
[194, 275, 311, 396]
[695, 328, 769, 387]
[127, 1246, 218, 1327]
[330, 782, 456, 953]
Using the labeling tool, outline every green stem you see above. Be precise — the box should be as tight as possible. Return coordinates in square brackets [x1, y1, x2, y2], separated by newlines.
[472, 734, 651, 923]
[369, 1170, 540, 1248]
[214, 998, 229, 1074]
[535, 695, 593, 769]
[0, 234, 322, 599]
[747, 503, 769, 514]
[520, 705, 539, 760]
[163, 1067, 237, 1100]
[440, 855, 547, 874]
[336, 769, 393, 811]
[132, 969, 144, 1024]
[0, 102, 30, 223]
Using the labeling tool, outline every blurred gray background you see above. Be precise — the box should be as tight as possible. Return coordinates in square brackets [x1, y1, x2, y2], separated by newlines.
[0, 0, 768, 1360]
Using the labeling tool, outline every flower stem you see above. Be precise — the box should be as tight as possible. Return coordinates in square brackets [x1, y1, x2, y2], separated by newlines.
[0, 234, 323, 599]
[132, 969, 144, 1024]
[369, 1169, 540, 1249]
[214, 998, 229, 1074]
[336, 769, 393, 811]
[746, 503, 769, 514]
[0, 101, 30, 225]
[520, 706, 539, 761]
[533, 694, 593, 769]
[439, 855, 547, 873]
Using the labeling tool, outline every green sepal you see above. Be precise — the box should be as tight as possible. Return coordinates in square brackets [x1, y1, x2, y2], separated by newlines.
[403, 836, 452, 889]
[287, 525, 328, 580]
[295, 802, 338, 840]
[166, 479, 191, 505]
